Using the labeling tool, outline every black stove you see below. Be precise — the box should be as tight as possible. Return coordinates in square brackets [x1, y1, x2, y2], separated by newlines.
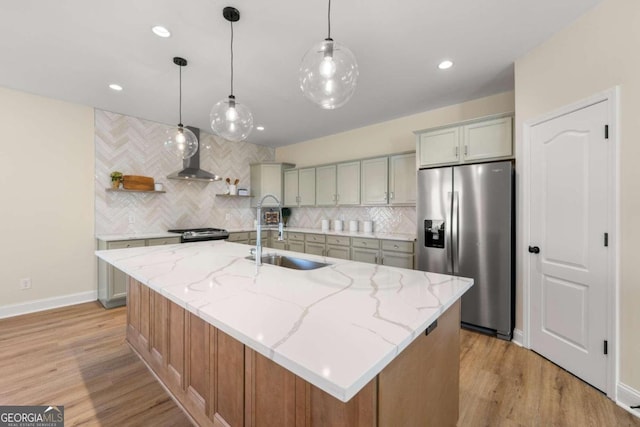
[168, 228, 230, 243]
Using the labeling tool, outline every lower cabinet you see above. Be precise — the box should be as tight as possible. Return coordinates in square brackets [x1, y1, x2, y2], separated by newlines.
[127, 278, 460, 427]
[305, 234, 326, 256]
[227, 232, 250, 245]
[97, 236, 180, 308]
[325, 235, 351, 260]
[351, 238, 381, 264]
[381, 240, 415, 269]
[287, 232, 305, 253]
[227, 230, 415, 267]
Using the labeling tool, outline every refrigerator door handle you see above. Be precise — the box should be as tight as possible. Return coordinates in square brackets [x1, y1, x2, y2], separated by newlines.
[452, 191, 460, 275]
[446, 192, 454, 274]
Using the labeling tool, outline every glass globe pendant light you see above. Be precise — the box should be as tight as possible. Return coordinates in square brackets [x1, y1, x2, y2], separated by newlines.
[210, 7, 253, 142]
[299, 0, 359, 109]
[164, 57, 198, 159]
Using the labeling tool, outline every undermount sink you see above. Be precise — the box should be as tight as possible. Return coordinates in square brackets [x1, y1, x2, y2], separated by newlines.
[246, 254, 330, 270]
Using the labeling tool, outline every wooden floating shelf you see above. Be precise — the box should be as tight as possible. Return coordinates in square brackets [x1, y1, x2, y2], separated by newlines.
[215, 194, 253, 198]
[106, 188, 166, 194]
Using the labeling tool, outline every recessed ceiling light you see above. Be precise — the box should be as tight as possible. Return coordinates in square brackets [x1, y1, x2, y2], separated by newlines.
[438, 60, 454, 70]
[152, 26, 171, 38]
[109, 83, 123, 91]
[256, 126, 265, 131]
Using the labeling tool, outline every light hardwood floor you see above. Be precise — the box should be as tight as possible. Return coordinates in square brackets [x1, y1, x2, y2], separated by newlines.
[0, 302, 638, 426]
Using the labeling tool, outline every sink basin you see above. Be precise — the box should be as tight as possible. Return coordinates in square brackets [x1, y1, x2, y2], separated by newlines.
[246, 254, 330, 270]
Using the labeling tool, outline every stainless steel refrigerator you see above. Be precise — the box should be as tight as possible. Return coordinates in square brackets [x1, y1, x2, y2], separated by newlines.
[416, 160, 514, 340]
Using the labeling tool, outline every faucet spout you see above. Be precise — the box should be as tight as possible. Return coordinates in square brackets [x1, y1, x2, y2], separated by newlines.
[255, 193, 285, 267]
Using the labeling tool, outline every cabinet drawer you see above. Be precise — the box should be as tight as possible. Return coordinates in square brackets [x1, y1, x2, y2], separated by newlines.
[305, 233, 326, 243]
[108, 239, 146, 250]
[288, 241, 305, 253]
[381, 240, 414, 253]
[326, 245, 350, 260]
[326, 235, 350, 246]
[351, 237, 380, 249]
[271, 240, 287, 250]
[305, 242, 325, 256]
[288, 232, 305, 241]
[249, 231, 269, 239]
[228, 232, 250, 242]
[147, 237, 181, 246]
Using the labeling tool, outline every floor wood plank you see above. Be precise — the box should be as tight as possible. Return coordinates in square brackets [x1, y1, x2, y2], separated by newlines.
[0, 302, 638, 426]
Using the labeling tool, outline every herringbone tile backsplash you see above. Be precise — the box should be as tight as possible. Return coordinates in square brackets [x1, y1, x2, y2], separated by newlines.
[95, 110, 416, 235]
[95, 110, 274, 234]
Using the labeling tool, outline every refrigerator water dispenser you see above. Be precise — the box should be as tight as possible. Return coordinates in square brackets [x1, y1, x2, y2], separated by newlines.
[424, 220, 445, 248]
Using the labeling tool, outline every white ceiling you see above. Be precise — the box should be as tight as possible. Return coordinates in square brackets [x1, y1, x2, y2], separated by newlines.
[0, 0, 601, 148]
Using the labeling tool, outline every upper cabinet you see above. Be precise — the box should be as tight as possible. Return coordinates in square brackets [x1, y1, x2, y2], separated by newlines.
[283, 167, 316, 207]
[416, 115, 513, 168]
[316, 165, 337, 206]
[316, 162, 360, 206]
[361, 157, 389, 206]
[336, 161, 360, 205]
[389, 153, 416, 205]
[286, 153, 416, 208]
[250, 163, 294, 207]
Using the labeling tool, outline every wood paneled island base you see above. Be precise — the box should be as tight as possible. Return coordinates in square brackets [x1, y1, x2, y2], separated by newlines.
[127, 277, 461, 427]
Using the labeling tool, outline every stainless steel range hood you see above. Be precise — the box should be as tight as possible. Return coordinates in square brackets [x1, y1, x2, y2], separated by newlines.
[167, 127, 221, 182]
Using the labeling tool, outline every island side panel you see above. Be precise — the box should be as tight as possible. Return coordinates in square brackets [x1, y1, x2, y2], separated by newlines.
[184, 313, 211, 419]
[244, 348, 297, 427]
[149, 291, 168, 373]
[303, 379, 377, 427]
[213, 329, 245, 426]
[377, 300, 461, 427]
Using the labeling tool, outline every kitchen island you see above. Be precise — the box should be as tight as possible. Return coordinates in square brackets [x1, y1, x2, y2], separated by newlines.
[96, 240, 473, 426]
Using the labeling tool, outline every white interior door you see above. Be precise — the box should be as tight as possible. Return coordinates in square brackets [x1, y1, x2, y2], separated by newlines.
[529, 100, 610, 392]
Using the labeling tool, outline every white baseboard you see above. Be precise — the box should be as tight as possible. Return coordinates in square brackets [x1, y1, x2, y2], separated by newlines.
[617, 382, 640, 419]
[0, 291, 98, 319]
[512, 328, 524, 347]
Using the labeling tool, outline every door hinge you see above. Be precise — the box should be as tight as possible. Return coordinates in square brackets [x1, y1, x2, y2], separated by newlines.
[604, 233, 609, 247]
[604, 340, 608, 355]
[605, 125, 609, 139]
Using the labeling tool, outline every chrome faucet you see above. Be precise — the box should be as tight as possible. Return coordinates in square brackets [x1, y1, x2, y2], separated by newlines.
[255, 193, 284, 266]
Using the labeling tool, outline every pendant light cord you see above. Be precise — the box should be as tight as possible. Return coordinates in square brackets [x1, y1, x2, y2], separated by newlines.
[178, 64, 183, 125]
[230, 20, 234, 96]
[327, 0, 331, 39]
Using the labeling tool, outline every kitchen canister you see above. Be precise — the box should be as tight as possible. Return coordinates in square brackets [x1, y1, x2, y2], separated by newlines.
[363, 220, 373, 233]
[349, 220, 358, 232]
[334, 220, 343, 232]
[321, 219, 330, 232]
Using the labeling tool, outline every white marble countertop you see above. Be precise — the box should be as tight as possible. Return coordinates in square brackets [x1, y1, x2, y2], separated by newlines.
[96, 231, 182, 241]
[227, 226, 417, 242]
[95, 240, 471, 402]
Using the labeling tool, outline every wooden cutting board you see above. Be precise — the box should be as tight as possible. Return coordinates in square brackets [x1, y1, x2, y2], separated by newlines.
[122, 175, 154, 191]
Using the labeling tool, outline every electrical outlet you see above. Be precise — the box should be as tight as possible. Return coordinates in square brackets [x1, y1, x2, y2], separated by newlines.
[128, 214, 135, 224]
[20, 278, 31, 290]
[225, 213, 231, 221]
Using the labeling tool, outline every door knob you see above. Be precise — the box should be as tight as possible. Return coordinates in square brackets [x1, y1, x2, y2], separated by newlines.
[528, 246, 540, 254]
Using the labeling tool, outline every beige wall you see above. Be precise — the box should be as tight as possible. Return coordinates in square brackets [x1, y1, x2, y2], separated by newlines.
[275, 92, 514, 166]
[515, 0, 639, 391]
[0, 87, 95, 313]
